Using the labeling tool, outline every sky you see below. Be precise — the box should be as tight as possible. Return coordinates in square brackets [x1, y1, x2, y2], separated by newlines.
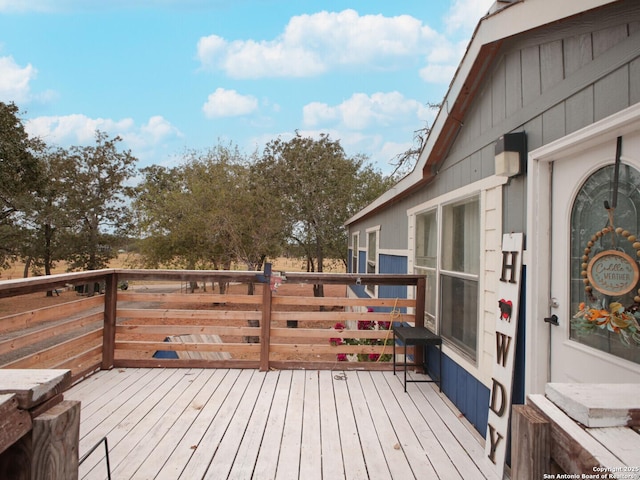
[0, 0, 494, 175]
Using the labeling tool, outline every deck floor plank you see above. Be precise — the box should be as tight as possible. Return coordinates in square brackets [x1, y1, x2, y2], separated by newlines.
[228, 371, 279, 480]
[204, 370, 266, 479]
[344, 371, 391, 480]
[77, 368, 181, 477]
[299, 371, 322, 480]
[156, 369, 243, 480]
[131, 368, 222, 479]
[72, 369, 157, 432]
[252, 370, 292, 480]
[318, 370, 346, 480]
[84, 368, 196, 479]
[116, 369, 216, 478]
[275, 369, 305, 479]
[357, 371, 419, 480]
[179, 369, 254, 479]
[66, 368, 498, 480]
[333, 370, 369, 480]
[415, 377, 500, 479]
[375, 372, 443, 479]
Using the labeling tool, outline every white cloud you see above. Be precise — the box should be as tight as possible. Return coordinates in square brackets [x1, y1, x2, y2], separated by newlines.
[303, 91, 431, 131]
[444, 0, 494, 34]
[419, 64, 457, 84]
[197, 9, 441, 79]
[0, 56, 37, 103]
[202, 88, 258, 118]
[24, 114, 183, 168]
[25, 114, 134, 144]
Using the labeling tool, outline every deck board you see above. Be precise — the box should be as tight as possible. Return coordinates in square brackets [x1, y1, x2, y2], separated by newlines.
[66, 368, 500, 480]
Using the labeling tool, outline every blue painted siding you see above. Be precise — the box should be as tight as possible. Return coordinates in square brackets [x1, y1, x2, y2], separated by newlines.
[427, 350, 490, 437]
[378, 254, 408, 313]
[358, 251, 366, 274]
[378, 254, 407, 274]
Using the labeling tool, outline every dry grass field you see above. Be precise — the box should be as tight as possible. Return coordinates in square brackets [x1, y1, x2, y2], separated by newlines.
[0, 255, 346, 317]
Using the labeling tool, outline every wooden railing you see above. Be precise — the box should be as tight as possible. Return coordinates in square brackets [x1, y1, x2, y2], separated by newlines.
[0, 269, 426, 381]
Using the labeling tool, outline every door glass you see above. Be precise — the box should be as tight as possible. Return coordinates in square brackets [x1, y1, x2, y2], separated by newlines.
[570, 164, 640, 364]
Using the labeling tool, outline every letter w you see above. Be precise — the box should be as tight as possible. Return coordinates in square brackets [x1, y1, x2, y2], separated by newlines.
[496, 333, 512, 367]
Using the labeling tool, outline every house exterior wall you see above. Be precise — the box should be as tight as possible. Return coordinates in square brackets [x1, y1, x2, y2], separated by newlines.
[347, 0, 640, 435]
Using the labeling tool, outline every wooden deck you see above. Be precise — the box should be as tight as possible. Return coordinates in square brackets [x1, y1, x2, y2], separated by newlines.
[66, 368, 500, 480]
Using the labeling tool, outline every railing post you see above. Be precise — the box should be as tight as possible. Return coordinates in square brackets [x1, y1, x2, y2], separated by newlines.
[102, 272, 117, 370]
[414, 276, 426, 368]
[260, 279, 272, 372]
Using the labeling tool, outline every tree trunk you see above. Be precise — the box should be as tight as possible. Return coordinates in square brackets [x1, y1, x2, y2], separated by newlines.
[22, 257, 31, 278]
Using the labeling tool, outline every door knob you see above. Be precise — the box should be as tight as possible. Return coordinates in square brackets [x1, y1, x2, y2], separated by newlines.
[544, 314, 559, 326]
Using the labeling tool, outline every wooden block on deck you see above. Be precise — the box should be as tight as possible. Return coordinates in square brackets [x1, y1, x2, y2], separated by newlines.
[546, 383, 640, 427]
[511, 404, 550, 480]
[0, 400, 80, 480]
[0, 394, 32, 456]
[32, 400, 80, 480]
[0, 369, 71, 410]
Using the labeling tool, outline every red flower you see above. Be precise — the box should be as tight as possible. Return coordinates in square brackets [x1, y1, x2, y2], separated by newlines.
[329, 337, 343, 346]
[358, 320, 374, 330]
[334, 322, 345, 330]
[378, 321, 391, 330]
[368, 353, 380, 361]
[337, 353, 347, 361]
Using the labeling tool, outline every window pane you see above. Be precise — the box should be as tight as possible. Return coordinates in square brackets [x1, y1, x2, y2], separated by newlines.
[416, 210, 437, 268]
[351, 234, 358, 273]
[442, 197, 479, 274]
[425, 269, 437, 331]
[367, 231, 376, 263]
[440, 275, 478, 358]
[570, 164, 640, 364]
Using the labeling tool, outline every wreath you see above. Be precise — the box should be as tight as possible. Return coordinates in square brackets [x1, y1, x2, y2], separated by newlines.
[572, 225, 640, 347]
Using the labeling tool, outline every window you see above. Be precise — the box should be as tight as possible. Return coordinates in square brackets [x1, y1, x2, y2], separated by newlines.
[351, 233, 359, 274]
[366, 228, 378, 294]
[440, 196, 480, 358]
[415, 210, 437, 330]
[570, 164, 640, 365]
[413, 195, 480, 360]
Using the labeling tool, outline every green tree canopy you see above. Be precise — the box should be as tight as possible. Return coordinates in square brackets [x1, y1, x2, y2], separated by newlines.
[133, 143, 285, 278]
[61, 131, 136, 271]
[0, 102, 43, 268]
[259, 133, 394, 294]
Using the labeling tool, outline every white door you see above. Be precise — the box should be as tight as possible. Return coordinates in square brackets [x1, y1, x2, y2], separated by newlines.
[549, 128, 640, 383]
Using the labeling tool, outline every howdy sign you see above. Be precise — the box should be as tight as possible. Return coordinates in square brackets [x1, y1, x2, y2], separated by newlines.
[485, 233, 523, 478]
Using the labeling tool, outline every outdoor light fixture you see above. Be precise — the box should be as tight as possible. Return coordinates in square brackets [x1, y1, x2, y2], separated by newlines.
[495, 132, 527, 177]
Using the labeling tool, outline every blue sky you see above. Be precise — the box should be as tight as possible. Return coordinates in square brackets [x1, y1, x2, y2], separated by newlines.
[0, 0, 493, 174]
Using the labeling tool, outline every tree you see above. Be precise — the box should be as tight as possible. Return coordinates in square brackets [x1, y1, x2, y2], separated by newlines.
[19, 147, 75, 281]
[0, 102, 43, 268]
[259, 133, 393, 296]
[133, 143, 285, 293]
[61, 131, 136, 271]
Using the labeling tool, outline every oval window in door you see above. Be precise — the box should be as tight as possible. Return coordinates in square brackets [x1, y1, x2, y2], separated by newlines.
[570, 163, 640, 364]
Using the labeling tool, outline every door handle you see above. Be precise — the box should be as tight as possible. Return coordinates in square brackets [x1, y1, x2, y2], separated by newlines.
[544, 314, 559, 326]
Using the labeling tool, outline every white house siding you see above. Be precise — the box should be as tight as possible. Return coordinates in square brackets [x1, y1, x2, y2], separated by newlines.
[479, 184, 502, 387]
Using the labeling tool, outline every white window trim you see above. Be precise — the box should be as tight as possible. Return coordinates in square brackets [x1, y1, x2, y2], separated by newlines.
[407, 176, 505, 381]
[365, 225, 380, 296]
[351, 232, 360, 274]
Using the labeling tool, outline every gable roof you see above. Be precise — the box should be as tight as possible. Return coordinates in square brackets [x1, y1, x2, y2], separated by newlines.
[346, 0, 621, 226]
